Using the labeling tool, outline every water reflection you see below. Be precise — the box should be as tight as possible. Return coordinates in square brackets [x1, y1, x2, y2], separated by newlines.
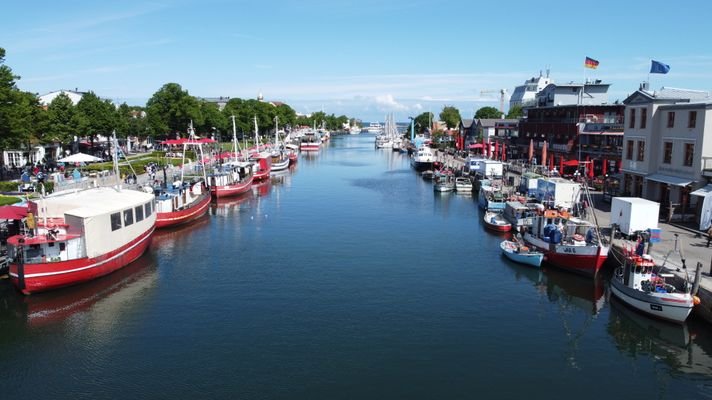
[608, 296, 712, 376]
[152, 215, 211, 246]
[9, 253, 158, 329]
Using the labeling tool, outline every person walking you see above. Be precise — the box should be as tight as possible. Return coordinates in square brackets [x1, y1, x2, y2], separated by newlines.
[707, 224, 712, 248]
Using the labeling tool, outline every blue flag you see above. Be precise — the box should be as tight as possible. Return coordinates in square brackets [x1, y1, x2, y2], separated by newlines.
[650, 60, 670, 74]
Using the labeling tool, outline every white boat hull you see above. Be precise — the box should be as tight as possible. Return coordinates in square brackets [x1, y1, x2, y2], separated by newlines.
[610, 274, 694, 324]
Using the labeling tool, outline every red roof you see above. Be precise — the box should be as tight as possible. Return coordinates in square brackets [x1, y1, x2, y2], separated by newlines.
[160, 138, 217, 145]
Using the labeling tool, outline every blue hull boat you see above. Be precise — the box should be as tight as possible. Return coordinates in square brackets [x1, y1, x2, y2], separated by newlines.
[500, 240, 544, 268]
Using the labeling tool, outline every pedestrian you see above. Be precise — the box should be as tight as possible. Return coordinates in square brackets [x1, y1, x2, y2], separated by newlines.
[707, 224, 712, 248]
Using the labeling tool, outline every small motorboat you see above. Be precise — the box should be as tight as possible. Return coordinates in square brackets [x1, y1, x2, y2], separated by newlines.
[610, 249, 700, 324]
[421, 170, 434, 180]
[483, 211, 512, 232]
[433, 174, 455, 192]
[455, 177, 473, 192]
[500, 240, 544, 267]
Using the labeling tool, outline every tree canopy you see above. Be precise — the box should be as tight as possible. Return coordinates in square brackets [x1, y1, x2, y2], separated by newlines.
[0, 47, 44, 152]
[439, 106, 461, 129]
[506, 105, 523, 119]
[475, 106, 502, 119]
[0, 47, 361, 164]
[413, 112, 434, 134]
[146, 83, 203, 136]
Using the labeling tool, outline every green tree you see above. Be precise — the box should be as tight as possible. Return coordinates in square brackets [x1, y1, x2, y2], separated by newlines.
[45, 93, 78, 145]
[116, 103, 150, 139]
[475, 106, 501, 119]
[146, 83, 203, 137]
[76, 91, 117, 145]
[0, 48, 43, 156]
[197, 101, 227, 141]
[275, 103, 297, 129]
[506, 105, 523, 119]
[439, 106, 461, 129]
[413, 112, 434, 134]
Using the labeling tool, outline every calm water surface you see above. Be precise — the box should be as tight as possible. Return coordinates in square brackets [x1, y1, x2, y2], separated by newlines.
[1, 135, 712, 399]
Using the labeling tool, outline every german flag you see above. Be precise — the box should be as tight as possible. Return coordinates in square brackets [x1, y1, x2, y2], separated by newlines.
[584, 57, 599, 69]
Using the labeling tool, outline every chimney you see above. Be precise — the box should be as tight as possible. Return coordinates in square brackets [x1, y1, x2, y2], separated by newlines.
[639, 81, 649, 91]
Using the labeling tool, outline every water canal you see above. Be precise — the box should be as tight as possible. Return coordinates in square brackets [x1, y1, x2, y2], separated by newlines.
[1, 134, 711, 399]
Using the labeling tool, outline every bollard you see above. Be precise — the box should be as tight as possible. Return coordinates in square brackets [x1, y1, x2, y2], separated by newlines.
[693, 262, 702, 296]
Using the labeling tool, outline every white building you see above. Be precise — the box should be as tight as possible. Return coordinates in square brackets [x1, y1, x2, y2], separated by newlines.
[535, 80, 610, 108]
[621, 85, 712, 228]
[38, 89, 86, 106]
[509, 71, 553, 109]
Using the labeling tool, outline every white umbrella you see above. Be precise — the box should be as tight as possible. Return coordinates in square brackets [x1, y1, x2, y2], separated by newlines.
[57, 152, 103, 163]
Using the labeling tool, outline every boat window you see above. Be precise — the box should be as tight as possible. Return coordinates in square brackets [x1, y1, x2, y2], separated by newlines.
[111, 212, 122, 231]
[26, 246, 41, 260]
[123, 209, 134, 227]
[59, 242, 66, 251]
[135, 205, 144, 222]
[144, 202, 152, 217]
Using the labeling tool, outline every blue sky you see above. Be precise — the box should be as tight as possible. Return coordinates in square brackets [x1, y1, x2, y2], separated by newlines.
[2, 0, 712, 122]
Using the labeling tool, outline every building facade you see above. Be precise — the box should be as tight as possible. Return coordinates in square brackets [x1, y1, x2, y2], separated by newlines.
[622, 87, 712, 225]
[514, 104, 624, 176]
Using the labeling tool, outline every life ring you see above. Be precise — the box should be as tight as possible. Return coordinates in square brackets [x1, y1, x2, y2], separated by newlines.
[573, 234, 585, 242]
[544, 210, 558, 218]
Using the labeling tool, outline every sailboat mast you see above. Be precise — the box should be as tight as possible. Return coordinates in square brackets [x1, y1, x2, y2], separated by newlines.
[231, 115, 239, 160]
[275, 116, 279, 147]
[254, 116, 259, 150]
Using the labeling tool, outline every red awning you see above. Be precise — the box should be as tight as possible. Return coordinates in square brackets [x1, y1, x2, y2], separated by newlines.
[561, 160, 580, 166]
[0, 205, 28, 220]
[160, 138, 217, 145]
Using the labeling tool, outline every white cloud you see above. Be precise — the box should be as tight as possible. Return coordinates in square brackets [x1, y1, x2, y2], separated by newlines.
[374, 94, 408, 111]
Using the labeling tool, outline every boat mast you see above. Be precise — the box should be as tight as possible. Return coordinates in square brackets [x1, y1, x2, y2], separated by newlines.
[275, 116, 279, 147]
[231, 115, 240, 160]
[253, 116, 258, 149]
[112, 130, 122, 190]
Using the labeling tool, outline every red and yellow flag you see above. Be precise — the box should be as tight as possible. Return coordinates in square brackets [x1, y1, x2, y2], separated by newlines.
[584, 57, 599, 69]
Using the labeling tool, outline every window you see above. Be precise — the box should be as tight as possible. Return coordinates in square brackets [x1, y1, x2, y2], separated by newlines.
[637, 140, 645, 161]
[111, 212, 122, 231]
[640, 108, 647, 129]
[689, 111, 697, 128]
[667, 111, 675, 128]
[123, 209, 134, 227]
[629, 109, 636, 128]
[135, 205, 144, 222]
[684, 143, 694, 166]
[144, 202, 152, 217]
[626, 140, 634, 160]
[663, 142, 673, 164]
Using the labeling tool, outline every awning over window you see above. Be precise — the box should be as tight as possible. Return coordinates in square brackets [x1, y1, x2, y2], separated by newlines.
[644, 173, 693, 187]
[691, 184, 712, 197]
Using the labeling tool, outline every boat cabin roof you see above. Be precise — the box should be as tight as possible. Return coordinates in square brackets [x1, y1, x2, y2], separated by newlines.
[7, 233, 81, 246]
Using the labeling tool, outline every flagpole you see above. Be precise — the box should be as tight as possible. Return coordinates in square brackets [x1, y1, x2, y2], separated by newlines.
[648, 58, 651, 90]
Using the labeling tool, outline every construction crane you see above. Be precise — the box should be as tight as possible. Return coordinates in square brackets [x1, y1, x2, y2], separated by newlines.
[480, 89, 508, 114]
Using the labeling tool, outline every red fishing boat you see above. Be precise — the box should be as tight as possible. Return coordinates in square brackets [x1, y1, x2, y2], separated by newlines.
[483, 211, 512, 232]
[7, 186, 156, 294]
[251, 154, 271, 182]
[523, 210, 608, 277]
[154, 181, 212, 228]
[207, 117, 256, 198]
[209, 163, 254, 198]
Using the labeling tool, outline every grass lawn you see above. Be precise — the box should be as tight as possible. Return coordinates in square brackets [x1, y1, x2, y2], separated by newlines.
[0, 195, 22, 206]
